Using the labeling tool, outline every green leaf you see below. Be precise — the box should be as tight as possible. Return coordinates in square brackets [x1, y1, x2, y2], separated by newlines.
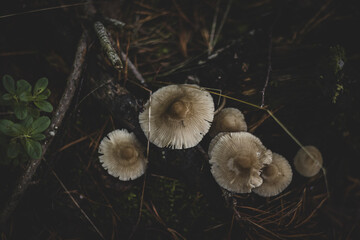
[41, 89, 51, 97]
[25, 139, 42, 159]
[0, 120, 22, 136]
[34, 77, 48, 95]
[0, 119, 15, 136]
[31, 116, 51, 134]
[2, 75, 15, 94]
[28, 107, 40, 118]
[16, 79, 32, 94]
[35, 94, 49, 101]
[7, 141, 20, 159]
[14, 103, 28, 120]
[12, 123, 25, 134]
[19, 91, 33, 102]
[31, 133, 46, 141]
[34, 100, 53, 112]
[2, 93, 12, 101]
[22, 116, 34, 128]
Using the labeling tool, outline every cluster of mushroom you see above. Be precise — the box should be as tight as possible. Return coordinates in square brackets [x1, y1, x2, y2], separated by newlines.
[97, 84, 323, 189]
[207, 107, 324, 197]
[207, 108, 292, 197]
[98, 84, 214, 181]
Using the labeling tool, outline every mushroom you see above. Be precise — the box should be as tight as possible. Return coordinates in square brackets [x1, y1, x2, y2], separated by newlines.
[293, 145, 323, 177]
[98, 129, 147, 181]
[139, 84, 214, 149]
[209, 132, 272, 193]
[208, 132, 227, 158]
[209, 107, 247, 137]
[253, 153, 293, 197]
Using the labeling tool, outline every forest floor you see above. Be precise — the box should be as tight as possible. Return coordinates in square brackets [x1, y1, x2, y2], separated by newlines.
[1, 0, 360, 239]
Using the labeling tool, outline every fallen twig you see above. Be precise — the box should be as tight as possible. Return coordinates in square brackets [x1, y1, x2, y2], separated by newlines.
[94, 21, 123, 70]
[260, 27, 273, 108]
[50, 167, 105, 239]
[120, 50, 147, 86]
[0, 31, 88, 225]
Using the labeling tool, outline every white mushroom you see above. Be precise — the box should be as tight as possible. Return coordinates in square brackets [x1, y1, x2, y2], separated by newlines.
[293, 145, 323, 177]
[98, 129, 147, 181]
[209, 132, 272, 193]
[253, 153, 293, 197]
[208, 132, 228, 158]
[209, 107, 247, 137]
[139, 84, 214, 149]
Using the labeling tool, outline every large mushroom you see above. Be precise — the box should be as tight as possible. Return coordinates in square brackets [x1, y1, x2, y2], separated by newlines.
[209, 107, 247, 137]
[209, 132, 272, 193]
[253, 153, 293, 197]
[139, 84, 214, 149]
[208, 132, 227, 158]
[98, 129, 147, 181]
[293, 145, 323, 177]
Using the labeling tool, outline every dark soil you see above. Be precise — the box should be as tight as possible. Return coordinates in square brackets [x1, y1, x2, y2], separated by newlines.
[1, 0, 360, 239]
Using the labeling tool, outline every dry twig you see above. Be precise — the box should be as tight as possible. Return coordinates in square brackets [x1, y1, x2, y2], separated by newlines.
[94, 21, 123, 70]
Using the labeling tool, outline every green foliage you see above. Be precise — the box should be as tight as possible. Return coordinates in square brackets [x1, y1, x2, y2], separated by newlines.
[0, 74, 53, 165]
[329, 45, 346, 103]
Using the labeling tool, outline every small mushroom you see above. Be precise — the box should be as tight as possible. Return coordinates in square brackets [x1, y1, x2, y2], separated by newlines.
[98, 129, 147, 181]
[209, 132, 272, 193]
[253, 153, 293, 197]
[139, 84, 214, 149]
[293, 145, 323, 177]
[209, 108, 247, 137]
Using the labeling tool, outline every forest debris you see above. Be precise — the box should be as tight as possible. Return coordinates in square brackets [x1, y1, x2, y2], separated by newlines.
[94, 21, 123, 70]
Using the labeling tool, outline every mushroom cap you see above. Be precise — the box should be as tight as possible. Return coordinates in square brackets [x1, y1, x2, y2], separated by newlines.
[208, 132, 228, 158]
[139, 84, 215, 149]
[253, 153, 293, 197]
[293, 145, 323, 177]
[209, 132, 272, 193]
[209, 108, 247, 137]
[98, 129, 147, 181]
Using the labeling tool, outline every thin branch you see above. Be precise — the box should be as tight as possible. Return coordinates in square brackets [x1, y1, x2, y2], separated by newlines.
[260, 29, 273, 108]
[94, 21, 123, 70]
[0, 2, 90, 19]
[208, 0, 220, 54]
[103, 17, 126, 30]
[120, 50, 147, 86]
[0, 31, 88, 225]
[50, 167, 105, 239]
[212, 0, 233, 51]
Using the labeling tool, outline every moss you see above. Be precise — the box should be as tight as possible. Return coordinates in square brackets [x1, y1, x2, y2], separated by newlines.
[145, 175, 216, 236]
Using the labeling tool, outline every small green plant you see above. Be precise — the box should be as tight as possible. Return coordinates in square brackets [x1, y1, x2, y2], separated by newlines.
[329, 45, 346, 104]
[0, 75, 53, 165]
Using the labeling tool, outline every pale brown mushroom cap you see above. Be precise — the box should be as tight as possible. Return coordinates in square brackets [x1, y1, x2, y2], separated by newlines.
[293, 145, 323, 177]
[209, 108, 247, 137]
[98, 129, 147, 181]
[209, 132, 272, 193]
[139, 84, 215, 149]
[208, 132, 228, 158]
[253, 153, 293, 197]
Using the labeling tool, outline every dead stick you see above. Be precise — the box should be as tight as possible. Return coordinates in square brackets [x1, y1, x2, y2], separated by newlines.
[120, 50, 147, 86]
[260, 29, 273, 108]
[94, 21, 123, 70]
[0, 31, 88, 225]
